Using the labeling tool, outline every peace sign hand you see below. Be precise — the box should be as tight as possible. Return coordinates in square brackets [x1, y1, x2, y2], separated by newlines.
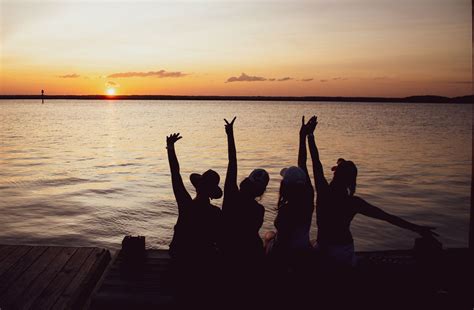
[224, 116, 237, 135]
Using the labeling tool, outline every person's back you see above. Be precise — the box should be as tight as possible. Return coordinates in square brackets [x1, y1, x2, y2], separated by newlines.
[316, 189, 357, 247]
[170, 198, 222, 260]
[223, 194, 264, 257]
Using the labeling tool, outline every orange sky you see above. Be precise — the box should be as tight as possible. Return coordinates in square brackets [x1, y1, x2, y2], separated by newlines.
[0, 0, 471, 97]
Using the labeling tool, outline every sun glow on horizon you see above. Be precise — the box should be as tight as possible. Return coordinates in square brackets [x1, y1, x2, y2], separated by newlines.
[106, 88, 116, 96]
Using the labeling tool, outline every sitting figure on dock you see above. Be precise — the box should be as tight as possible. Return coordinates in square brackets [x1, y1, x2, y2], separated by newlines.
[166, 133, 223, 261]
[306, 115, 438, 267]
[221, 117, 269, 304]
[264, 117, 315, 268]
[222, 116, 269, 261]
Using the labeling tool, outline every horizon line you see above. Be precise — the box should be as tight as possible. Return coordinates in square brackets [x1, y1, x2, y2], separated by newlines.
[0, 94, 472, 104]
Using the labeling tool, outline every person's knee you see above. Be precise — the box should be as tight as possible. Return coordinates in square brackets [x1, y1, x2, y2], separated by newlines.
[264, 231, 276, 241]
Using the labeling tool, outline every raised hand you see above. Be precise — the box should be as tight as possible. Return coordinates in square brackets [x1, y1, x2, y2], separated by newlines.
[224, 116, 237, 135]
[166, 133, 182, 147]
[307, 115, 318, 135]
[299, 116, 307, 136]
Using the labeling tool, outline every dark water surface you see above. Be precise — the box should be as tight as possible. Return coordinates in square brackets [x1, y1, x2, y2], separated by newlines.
[0, 100, 471, 250]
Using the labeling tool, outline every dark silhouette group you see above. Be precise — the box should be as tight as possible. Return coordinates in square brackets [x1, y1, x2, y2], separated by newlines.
[166, 115, 438, 307]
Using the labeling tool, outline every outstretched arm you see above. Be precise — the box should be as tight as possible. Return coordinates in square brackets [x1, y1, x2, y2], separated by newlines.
[307, 116, 329, 193]
[223, 117, 239, 208]
[356, 197, 438, 237]
[167, 133, 192, 208]
[298, 116, 312, 186]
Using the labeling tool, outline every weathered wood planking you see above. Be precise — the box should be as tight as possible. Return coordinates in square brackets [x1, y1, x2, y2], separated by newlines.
[90, 249, 174, 309]
[0, 245, 110, 310]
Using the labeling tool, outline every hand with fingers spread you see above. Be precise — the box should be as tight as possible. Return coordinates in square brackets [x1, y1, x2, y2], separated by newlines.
[224, 116, 237, 135]
[166, 133, 182, 148]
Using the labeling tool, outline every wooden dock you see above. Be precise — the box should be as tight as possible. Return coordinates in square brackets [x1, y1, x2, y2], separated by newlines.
[0, 240, 471, 309]
[0, 245, 110, 310]
[89, 245, 472, 309]
[90, 249, 174, 309]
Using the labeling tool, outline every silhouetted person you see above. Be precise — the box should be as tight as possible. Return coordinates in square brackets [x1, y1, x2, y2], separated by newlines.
[166, 133, 223, 307]
[305, 115, 438, 267]
[222, 116, 268, 258]
[221, 117, 269, 306]
[41, 89, 44, 104]
[265, 116, 315, 268]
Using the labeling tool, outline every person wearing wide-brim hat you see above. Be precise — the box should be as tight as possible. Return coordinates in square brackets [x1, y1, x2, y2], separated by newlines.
[166, 133, 223, 260]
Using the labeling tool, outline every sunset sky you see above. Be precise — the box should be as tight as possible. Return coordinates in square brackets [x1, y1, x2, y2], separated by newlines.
[0, 0, 471, 97]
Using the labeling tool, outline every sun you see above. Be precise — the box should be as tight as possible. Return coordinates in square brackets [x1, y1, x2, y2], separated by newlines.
[106, 88, 116, 96]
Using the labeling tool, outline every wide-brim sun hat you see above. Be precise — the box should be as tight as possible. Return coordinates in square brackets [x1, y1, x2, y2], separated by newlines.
[190, 169, 223, 199]
[280, 166, 307, 185]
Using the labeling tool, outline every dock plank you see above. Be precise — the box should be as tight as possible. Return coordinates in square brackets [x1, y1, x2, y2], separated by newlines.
[0, 246, 63, 308]
[90, 249, 175, 309]
[14, 247, 77, 310]
[0, 246, 32, 278]
[51, 248, 110, 310]
[0, 246, 47, 295]
[33, 247, 94, 310]
[0, 245, 17, 264]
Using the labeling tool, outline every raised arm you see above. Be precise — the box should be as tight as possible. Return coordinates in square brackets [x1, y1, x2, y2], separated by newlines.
[307, 116, 329, 193]
[223, 117, 239, 208]
[298, 117, 311, 186]
[166, 133, 192, 208]
[356, 197, 438, 237]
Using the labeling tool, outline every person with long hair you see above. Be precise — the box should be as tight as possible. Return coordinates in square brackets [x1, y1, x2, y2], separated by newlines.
[265, 117, 315, 266]
[306, 116, 438, 267]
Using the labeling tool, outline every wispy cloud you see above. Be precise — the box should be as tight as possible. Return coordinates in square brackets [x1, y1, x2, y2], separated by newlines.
[227, 73, 311, 83]
[448, 81, 472, 84]
[226, 73, 267, 83]
[106, 81, 120, 88]
[107, 70, 187, 78]
[58, 73, 80, 78]
[320, 79, 328, 82]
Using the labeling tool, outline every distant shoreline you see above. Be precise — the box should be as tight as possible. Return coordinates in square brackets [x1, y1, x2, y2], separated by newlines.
[0, 94, 472, 103]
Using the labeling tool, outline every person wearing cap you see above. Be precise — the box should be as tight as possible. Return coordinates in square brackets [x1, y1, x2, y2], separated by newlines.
[264, 116, 315, 269]
[305, 116, 438, 268]
[166, 132, 223, 260]
[221, 117, 269, 305]
[222, 116, 269, 258]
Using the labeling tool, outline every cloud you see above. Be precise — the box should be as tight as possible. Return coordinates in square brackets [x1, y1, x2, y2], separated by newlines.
[58, 73, 80, 78]
[277, 77, 292, 82]
[106, 81, 120, 88]
[268, 78, 276, 81]
[301, 78, 313, 82]
[226, 73, 267, 83]
[320, 79, 328, 82]
[373, 76, 389, 80]
[449, 81, 472, 84]
[107, 70, 187, 78]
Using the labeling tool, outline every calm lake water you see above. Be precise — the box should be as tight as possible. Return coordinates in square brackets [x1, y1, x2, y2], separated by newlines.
[0, 100, 471, 251]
